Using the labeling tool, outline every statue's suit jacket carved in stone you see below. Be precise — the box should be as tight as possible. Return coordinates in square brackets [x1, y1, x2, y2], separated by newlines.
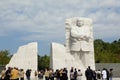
[70, 21, 91, 52]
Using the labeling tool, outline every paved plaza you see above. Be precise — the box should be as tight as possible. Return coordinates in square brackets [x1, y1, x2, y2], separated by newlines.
[25, 77, 120, 80]
[113, 78, 120, 80]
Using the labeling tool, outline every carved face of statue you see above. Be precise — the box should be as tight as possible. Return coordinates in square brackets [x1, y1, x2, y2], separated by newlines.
[76, 20, 84, 27]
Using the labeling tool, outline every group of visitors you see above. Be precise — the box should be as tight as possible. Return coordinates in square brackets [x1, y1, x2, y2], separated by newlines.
[38, 67, 82, 80]
[31, 67, 82, 80]
[0, 66, 113, 80]
[70, 67, 82, 80]
[85, 66, 113, 80]
[0, 67, 24, 80]
[101, 68, 113, 80]
[0, 67, 34, 80]
[43, 68, 68, 80]
[40, 66, 113, 80]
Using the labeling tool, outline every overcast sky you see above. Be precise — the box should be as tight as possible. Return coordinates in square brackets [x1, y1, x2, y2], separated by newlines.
[0, 0, 120, 55]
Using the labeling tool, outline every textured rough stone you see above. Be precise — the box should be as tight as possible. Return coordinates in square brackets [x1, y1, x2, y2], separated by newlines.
[6, 42, 38, 78]
[50, 17, 95, 80]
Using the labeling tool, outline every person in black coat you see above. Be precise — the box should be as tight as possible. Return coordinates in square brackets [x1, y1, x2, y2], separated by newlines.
[105, 69, 109, 80]
[26, 69, 31, 80]
[85, 66, 93, 80]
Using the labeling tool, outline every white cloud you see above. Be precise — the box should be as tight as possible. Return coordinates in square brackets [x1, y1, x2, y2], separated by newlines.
[99, 0, 120, 7]
[0, 0, 120, 42]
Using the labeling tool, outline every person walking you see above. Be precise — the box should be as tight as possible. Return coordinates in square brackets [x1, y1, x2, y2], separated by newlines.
[10, 67, 19, 80]
[77, 69, 82, 80]
[0, 68, 6, 80]
[26, 69, 31, 80]
[102, 68, 107, 80]
[96, 69, 101, 80]
[85, 66, 93, 80]
[49, 69, 54, 80]
[105, 69, 109, 80]
[4, 67, 11, 80]
[70, 69, 74, 80]
[74, 68, 77, 80]
[44, 68, 50, 80]
[19, 69, 24, 80]
[109, 68, 113, 80]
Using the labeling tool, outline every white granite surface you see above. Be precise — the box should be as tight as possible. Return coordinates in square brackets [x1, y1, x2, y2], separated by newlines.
[6, 42, 38, 78]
